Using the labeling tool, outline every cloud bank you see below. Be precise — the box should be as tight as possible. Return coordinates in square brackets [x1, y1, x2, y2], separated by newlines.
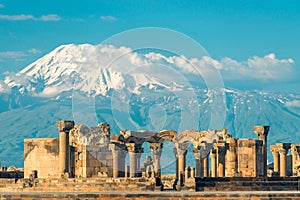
[0, 14, 61, 21]
[0, 49, 41, 60]
[144, 52, 296, 83]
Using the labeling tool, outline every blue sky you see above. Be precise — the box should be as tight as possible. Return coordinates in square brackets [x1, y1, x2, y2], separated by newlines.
[0, 0, 299, 93]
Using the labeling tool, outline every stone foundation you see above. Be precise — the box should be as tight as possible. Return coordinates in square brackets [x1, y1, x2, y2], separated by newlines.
[196, 177, 300, 191]
[2, 191, 300, 200]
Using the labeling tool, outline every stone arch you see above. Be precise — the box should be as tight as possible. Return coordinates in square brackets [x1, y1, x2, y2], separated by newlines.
[173, 130, 198, 146]
[157, 130, 177, 143]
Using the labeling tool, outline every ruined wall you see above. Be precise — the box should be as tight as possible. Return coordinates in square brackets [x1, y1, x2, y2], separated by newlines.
[237, 139, 264, 177]
[24, 138, 60, 178]
[71, 145, 113, 178]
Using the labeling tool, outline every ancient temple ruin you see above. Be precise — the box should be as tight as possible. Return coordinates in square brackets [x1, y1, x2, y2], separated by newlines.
[24, 120, 295, 184]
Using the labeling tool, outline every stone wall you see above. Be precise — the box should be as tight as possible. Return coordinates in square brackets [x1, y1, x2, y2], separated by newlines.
[71, 145, 113, 178]
[24, 138, 60, 178]
[237, 139, 263, 177]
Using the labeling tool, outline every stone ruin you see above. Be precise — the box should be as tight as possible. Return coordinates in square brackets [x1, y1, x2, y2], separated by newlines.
[24, 120, 288, 184]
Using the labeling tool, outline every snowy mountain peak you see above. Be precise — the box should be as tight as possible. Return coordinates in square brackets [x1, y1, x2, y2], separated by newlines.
[3, 43, 204, 97]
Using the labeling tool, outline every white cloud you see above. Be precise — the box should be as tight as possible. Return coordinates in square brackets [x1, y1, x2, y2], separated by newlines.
[0, 4, 4, 8]
[100, 15, 117, 22]
[0, 51, 26, 59]
[39, 14, 61, 21]
[0, 14, 34, 21]
[28, 48, 40, 54]
[0, 48, 41, 61]
[219, 53, 296, 82]
[0, 14, 62, 21]
[143, 52, 297, 83]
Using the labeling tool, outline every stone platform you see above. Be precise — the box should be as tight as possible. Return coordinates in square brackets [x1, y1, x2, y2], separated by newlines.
[196, 177, 300, 191]
[2, 191, 300, 200]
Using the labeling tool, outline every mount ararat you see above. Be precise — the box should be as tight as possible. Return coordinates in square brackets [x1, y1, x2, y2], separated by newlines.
[0, 44, 299, 167]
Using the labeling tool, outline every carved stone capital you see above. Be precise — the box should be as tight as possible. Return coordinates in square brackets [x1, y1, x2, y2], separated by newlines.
[291, 145, 300, 157]
[150, 143, 163, 155]
[126, 143, 143, 153]
[253, 126, 270, 137]
[270, 145, 279, 156]
[276, 143, 291, 155]
[56, 120, 75, 132]
[175, 142, 189, 156]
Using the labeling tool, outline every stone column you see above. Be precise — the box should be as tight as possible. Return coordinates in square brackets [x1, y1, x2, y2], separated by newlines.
[185, 166, 190, 179]
[109, 143, 127, 178]
[173, 148, 179, 179]
[150, 143, 163, 177]
[215, 142, 227, 177]
[191, 167, 195, 178]
[136, 151, 143, 177]
[56, 120, 74, 174]
[112, 150, 120, 178]
[118, 153, 126, 177]
[225, 138, 238, 177]
[253, 126, 269, 177]
[270, 145, 279, 175]
[277, 143, 291, 177]
[290, 144, 300, 176]
[126, 143, 143, 177]
[210, 149, 217, 177]
[203, 156, 209, 177]
[175, 142, 188, 183]
[192, 147, 203, 177]
[218, 147, 226, 177]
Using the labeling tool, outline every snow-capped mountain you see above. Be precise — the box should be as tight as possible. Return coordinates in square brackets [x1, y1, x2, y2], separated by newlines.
[0, 44, 300, 168]
[2, 44, 204, 98]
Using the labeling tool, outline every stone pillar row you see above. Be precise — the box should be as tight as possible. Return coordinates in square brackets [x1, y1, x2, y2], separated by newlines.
[270, 143, 291, 177]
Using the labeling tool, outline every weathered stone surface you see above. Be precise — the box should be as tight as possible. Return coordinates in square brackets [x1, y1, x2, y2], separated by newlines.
[24, 138, 60, 178]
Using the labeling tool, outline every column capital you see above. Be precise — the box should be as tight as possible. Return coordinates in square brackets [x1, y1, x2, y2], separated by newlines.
[253, 126, 270, 137]
[276, 143, 291, 155]
[56, 120, 74, 132]
[150, 143, 163, 155]
[126, 143, 144, 153]
[270, 145, 279, 155]
[291, 144, 300, 155]
[175, 142, 189, 156]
